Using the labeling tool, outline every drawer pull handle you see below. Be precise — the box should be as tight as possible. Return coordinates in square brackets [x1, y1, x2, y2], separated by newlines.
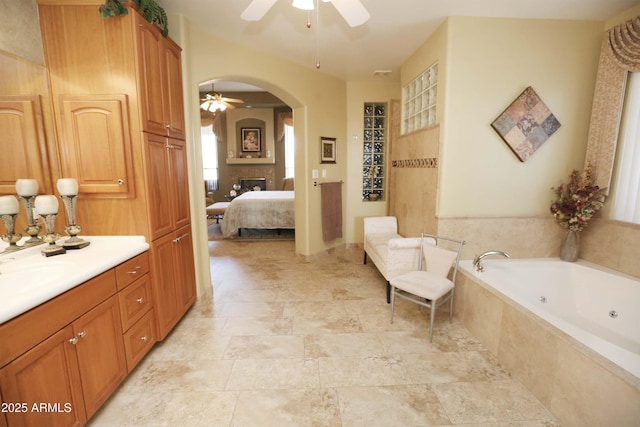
[69, 337, 78, 345]
[118, 179, 124, 185]
[128, 266, 142, 275]
[140, 335, 148, 342]
[77, 331, 87, 339]
[136, 297, 144, 304]
[172, 233, 189, 243]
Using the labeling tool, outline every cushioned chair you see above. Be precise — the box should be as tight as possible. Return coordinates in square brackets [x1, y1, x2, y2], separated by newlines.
[282, 177, 294, 190]
[390, 233, 465, 342]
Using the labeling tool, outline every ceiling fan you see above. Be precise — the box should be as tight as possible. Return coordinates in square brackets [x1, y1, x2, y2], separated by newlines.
[241, 0, 370, 28]
[200, 92, 244, 113]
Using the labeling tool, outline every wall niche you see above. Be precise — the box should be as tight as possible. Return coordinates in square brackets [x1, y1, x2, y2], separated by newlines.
[226, 108, 275, 164]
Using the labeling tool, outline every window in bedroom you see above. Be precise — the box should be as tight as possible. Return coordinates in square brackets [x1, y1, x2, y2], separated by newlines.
[611, 71, 640, 224]
[402, 62, 438, 134]
[201, 124, 219, 191]
[363, 102, 386, 201]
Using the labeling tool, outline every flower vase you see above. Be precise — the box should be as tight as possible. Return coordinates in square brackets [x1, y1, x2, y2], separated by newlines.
[560, 230, 580, 262]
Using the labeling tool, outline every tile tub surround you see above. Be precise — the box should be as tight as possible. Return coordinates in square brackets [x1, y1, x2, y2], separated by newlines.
[455, 269, 640, 427]
[88, 241, 559, 426]
[437, 216, 640, 280]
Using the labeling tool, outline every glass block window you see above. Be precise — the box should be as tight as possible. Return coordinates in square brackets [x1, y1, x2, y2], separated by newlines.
[363, 103, 386, 201]
[402, 62, 438, 134]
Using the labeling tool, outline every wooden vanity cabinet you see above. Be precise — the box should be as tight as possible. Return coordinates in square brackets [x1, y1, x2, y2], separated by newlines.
[0, 253, 155, 426]
[1, 326, 87, 427]
[0, 270, 124, 426]
[37, 1, 196, 344]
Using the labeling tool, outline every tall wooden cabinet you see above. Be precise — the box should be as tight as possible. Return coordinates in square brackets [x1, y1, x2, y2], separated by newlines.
[37, 0, 196, 341]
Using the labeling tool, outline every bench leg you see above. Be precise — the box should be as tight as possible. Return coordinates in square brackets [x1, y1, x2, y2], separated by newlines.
[386, 281, 391, 304]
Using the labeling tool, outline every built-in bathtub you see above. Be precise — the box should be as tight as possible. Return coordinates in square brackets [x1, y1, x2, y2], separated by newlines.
[456, 258, 640, 426]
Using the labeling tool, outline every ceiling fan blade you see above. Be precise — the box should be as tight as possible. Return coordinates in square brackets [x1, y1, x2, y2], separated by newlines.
[328, 0, 370, 27]
[223, 102, 236, 110]
[241, 0, 279, 21]
[220, 97, 245, 104]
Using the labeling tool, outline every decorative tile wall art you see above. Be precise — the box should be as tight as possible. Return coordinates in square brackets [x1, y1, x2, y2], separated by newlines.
[491, 86, 561, 162]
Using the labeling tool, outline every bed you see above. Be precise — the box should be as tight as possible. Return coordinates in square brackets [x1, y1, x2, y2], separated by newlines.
[220, 190, 295, 237]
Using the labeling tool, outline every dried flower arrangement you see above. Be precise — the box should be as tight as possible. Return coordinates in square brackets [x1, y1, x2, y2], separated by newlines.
[550, 165, 606, 232]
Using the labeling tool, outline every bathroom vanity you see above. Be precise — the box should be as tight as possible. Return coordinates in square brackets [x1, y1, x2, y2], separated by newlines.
[0, 236, 152, 426]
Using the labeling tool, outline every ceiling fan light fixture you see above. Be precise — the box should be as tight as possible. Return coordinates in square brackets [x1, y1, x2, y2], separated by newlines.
[292, 0, 314, 11]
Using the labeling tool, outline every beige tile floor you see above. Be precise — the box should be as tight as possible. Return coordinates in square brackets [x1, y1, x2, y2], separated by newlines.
[90, 240, 560, 426]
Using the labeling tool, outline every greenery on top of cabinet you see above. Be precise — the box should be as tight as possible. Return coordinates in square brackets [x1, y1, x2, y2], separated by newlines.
[99, 0, 169, 37]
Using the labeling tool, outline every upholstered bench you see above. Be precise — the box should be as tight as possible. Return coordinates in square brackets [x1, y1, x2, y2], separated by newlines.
[206, 202, 230, 223]
[363, 216, 423, 303]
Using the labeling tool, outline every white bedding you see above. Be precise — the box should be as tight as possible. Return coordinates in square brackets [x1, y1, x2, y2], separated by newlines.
[221, 191, 295, 237]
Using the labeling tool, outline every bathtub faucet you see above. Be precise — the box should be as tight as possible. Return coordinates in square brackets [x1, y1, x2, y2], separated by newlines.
[473, 250, 511, 272]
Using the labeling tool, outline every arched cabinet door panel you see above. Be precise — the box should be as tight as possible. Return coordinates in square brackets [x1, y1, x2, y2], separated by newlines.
[59, 94, 135, 198]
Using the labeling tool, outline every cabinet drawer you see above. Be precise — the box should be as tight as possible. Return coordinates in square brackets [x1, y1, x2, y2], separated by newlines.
[115, 252, 150, 290]
[118, 275, 152, 332]
[123, 311, 156, 372]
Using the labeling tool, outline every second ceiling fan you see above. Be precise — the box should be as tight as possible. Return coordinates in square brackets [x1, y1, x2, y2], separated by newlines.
[241, 0, 370, 28]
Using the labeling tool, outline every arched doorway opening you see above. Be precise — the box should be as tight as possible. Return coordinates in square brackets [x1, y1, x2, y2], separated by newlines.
[197, 78, 297, 241]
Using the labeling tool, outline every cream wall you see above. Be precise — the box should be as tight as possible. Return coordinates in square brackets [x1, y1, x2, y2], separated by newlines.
[183, 25, 350, 256]
[345, 80, 400, 243]
[441, 17, 603, 217]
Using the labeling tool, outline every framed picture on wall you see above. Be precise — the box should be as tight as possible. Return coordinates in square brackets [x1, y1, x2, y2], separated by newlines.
[320, 137, 336, 164]
[241, 128, 261, 152]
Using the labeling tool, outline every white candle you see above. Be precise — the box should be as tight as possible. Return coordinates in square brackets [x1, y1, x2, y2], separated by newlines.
[15, 179, 39, 197]
[56, 178, 79, 196]
[34, 195, 59, 215]
[0, 195, 19, 215]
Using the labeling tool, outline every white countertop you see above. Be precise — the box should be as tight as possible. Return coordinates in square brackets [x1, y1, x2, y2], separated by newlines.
[0, 236, 149, 324]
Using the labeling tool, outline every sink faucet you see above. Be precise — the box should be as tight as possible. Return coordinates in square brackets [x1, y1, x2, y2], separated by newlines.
[473, 250, 511, 272]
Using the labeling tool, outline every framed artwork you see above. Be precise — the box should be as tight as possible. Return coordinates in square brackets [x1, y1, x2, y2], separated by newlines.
[241, 128, 261, 152]
[491, 86, 561, 162]
[320, 137, 336, 164]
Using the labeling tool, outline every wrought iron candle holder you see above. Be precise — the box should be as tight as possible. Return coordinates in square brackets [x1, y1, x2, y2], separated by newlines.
[34, 195, 66, 257]
[1, 213, 21, 253]
[0, 195, 21, 253]
[57, 178, 89, 250]
[59, 194, 90, 249]
[16, 179, 42, 247]
[18, 195, 43, 246]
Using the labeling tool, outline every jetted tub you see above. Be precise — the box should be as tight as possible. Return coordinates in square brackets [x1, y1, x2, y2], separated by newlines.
[458, 258, 640, 379]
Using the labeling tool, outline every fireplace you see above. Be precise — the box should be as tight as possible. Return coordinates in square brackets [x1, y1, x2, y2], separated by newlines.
[240, 177, 266, 191]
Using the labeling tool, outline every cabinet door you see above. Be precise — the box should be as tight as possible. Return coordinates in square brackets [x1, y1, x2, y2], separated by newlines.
[174, 226, 197, 314]
[72, 296, 127, 418]
[163, 40, 185, 140]
[135, 13, 167, 137]
[0, 95, 50, 196]
[150, 232, 181, 340]
[145, 132, 174, 239]
[0, 326, 87, 427]
[169, 138, 190, 231]
[59, 94, 134, 197]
